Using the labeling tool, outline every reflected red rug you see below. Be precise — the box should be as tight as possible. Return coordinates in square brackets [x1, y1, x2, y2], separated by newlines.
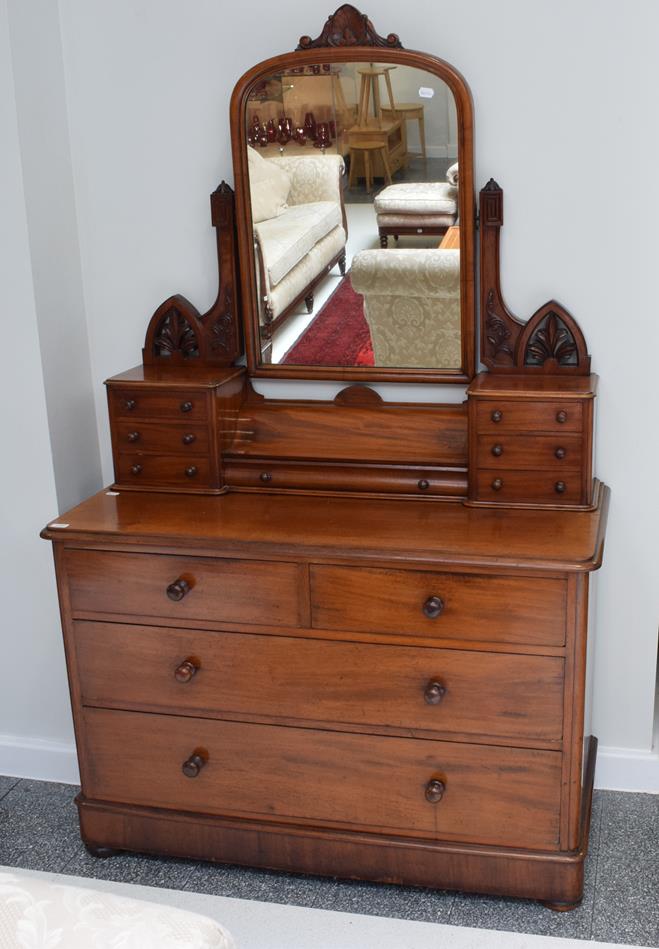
[281, 275, 374, 366]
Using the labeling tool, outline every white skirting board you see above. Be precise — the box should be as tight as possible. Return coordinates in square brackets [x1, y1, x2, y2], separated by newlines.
[1, 735, 658, 793]
[595, 743, 659, 793]
[0, 734, 79, 785]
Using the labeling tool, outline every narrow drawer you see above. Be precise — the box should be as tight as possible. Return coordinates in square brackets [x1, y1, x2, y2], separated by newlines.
[475, 400, 583, 433]
[476, 469, 583, 504]
[75, 623, 565, 741]
[82, 707, 562, 850]
[116, 453, 212, 488]
[109, 388, 207, 421]
[114, 421, 209, 454]
[311, 566, 566, 645]
[64, 550, 301, 627]
[476, 434, 583, 470]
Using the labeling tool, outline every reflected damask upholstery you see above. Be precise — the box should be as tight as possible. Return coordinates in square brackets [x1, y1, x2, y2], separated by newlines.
[0, 870, 236, 948]
[350, 248, 461, 368]
[248, 150, 347, 327]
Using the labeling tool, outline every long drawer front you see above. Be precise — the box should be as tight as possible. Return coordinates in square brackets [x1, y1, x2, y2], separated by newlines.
[82, 707, 562, 850]
[74, 622, 564, 742]
[64, 549, 301, 627]
[311, 565, 566, 645]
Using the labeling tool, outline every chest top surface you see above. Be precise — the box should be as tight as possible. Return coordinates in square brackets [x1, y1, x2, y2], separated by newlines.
[43, 485, 609, 572]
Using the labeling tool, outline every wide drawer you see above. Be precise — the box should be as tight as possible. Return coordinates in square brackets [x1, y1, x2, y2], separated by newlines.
[116, 453, 212, 488]
[311, 566, 566, 645]
[476, 434, 583, 470]
[109, 388, 207, 421]
[81, 707, 562, 849]
[475, 400, 583, 433]
[74, 622, 564, 741]
[114, 421, 209, 454]
[475, 469, 583, 504]
[64, 550, 301, 627]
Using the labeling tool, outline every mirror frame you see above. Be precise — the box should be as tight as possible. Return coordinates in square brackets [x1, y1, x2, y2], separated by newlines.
[230, 16, 475, 384]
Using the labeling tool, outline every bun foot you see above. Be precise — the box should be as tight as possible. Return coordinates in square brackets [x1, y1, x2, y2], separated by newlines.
[540, 899, 582, 913]
[85, 844, 121, 858]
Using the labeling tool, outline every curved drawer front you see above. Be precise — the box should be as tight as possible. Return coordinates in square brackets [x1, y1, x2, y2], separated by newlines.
[311, 566, 566, 646]
[109, 388, 207, 421]
[65, 550, 301, 627]
[114, 421, 209, 454]
[82, 707, 562, 850]
[74, 622, 564, 742]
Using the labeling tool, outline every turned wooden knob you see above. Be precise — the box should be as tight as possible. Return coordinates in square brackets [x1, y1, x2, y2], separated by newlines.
[130, 464, 143, 476]
[124, 399, 137, 411]
[491, 409, 503, 423]
[555, 481, 567, 494]
[555, 447, 566, 460]
[425, 779, 446, 803]
[174, 658, 199, 683]
[556, 410, 568, 424]
[423, 595, 444, 619]
[180, 400, 193, 413]
[182, 751, 206, 778]
[185, 465, 198, 478]
[424, 680, 447, 705]
[127, 431, 140, 443]
[260, 472, 272, 483]
[166, 578, 191, 601]
[491, 477, 504, 491]
[418, 479, 430, 491]
[182, 433, 196, 445]
[491, 444, 503, 457]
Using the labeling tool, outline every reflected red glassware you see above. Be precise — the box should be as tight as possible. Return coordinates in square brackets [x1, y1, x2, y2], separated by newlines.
[314, 121, 331, 148]
[294, 127, 307, 145]
[303, 112, 317, 141]
[251, 113, 261, 129]
[258, 126, 269, 147]
[266, 119, 277, 143]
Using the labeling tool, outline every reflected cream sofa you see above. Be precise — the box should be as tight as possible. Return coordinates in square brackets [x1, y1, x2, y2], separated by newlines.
[247, 148, 347, 344]
[350, 248, 461, 367]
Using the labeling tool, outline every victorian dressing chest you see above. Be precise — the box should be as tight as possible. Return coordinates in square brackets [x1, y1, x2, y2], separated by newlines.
[43, 5, 608, 910]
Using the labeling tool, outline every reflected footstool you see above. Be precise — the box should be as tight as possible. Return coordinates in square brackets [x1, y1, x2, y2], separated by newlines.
[374, 181, 458, 247]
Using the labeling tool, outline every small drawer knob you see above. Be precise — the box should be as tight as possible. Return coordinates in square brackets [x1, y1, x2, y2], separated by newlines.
[424, 680, 447, 705]
[174, 658, 199, 683]
[556, 410, 568, 424]
[555, 481, 567, 494]
[182, 433, 196, 446]
[425, 778, 446, 804]
[127, 431, 140, 443]
[555, 447, 566, 460]
[260, 472, 272, 483]
[423, 595, 444, 619]
[491, 444, 503, 457]
[491, 409, 503, 423]
[180, 401, 193, 413]
[124, 399, 137, 411]
[491, 477, 504, 491]
[182, 751, 207, 779]
[166, 578, 191, 601]
[185, 465, 198, 478]
[418, 479, 430, 491]
[130, 464, 143, 476]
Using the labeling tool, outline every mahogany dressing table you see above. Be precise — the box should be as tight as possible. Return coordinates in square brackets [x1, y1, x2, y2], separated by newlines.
[43, 5, 608, 910]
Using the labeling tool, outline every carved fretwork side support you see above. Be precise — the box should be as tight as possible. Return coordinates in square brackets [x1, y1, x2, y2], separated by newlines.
[297, 4, 402, 50]
[480, 179, 591, 374]
[143, 182, 242, 366]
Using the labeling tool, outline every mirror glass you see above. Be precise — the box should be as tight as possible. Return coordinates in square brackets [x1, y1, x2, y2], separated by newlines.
[245, 61, 460, 369]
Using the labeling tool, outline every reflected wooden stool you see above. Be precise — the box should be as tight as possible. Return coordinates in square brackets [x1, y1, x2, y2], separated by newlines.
[381, 103, 426, 159]
[356, 66, 396, 126]
[348, 141, 393, 193]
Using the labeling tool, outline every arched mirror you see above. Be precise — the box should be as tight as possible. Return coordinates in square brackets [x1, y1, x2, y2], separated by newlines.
[230, 5, 475, 383]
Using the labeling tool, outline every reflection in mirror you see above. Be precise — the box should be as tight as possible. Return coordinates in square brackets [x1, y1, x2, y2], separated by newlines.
[245, 62, 460, 370]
